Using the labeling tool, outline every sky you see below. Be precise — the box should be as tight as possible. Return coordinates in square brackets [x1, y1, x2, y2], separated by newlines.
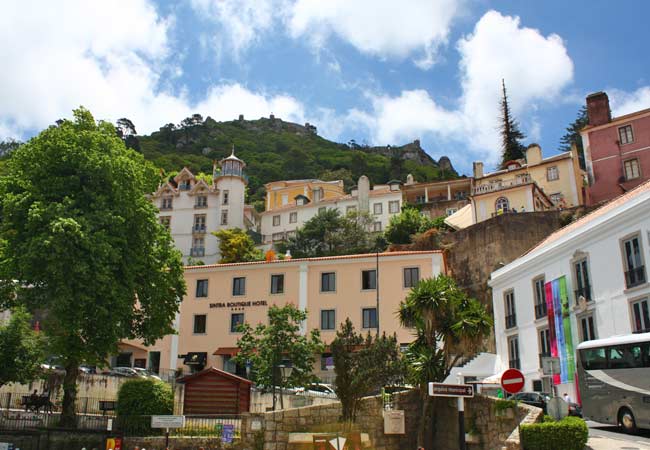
[1, 0, 649, 175]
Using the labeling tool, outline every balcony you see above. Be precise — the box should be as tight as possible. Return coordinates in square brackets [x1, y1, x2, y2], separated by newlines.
[509, 359, 521, 370]
[574, 285, 592, 303]
[625, 266, 646, 289]
[160, 204, 173, 211]
[472, 174, 532, 195]
[194, 203, 208, 209]
[505, 314, 517, 330]
[534, 302, 547, 320]
[190, 248, 205, 257]
[192, 225, 207, 234]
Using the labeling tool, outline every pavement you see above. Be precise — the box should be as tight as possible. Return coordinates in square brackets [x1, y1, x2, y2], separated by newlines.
[587, 422, 650, 450]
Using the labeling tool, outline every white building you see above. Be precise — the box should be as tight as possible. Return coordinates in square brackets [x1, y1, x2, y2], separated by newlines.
[489, 180, 650, 396]
[260, 176, 403, 245]
[151, 151, 256, 264]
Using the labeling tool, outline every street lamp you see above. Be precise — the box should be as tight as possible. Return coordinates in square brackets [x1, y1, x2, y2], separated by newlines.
[278, 364, 293, 410]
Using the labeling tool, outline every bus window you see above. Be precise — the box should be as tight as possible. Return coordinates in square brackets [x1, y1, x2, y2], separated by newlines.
[582, 348, 607, 370]
[608, 345, 641, 369]
[644, 343, 650, 368]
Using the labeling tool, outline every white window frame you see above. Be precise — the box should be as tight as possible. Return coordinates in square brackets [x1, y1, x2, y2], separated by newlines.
[388, 200, 400, 214]
[623, 158, 641, 180]
[289, 212, 298, 224]
[273, 215, 281, 226]
[619, 124, 634, 145]
[630, 297, 650, 333]
[546, 166, 559, 181]
[373, 203, 383, 215]
[579, 313, 597, 342]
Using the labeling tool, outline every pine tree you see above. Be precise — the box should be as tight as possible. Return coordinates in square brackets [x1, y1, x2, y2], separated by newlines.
[499, 79, 526, 168]
[559, 106, 588, 169]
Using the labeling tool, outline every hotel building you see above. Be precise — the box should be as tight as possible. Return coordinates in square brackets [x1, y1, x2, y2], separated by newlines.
[489, 180, 650, 396]
[119, 250, 445, 378]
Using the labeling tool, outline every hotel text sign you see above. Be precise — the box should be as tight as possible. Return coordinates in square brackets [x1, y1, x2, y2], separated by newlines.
[209, 300, 268, 309]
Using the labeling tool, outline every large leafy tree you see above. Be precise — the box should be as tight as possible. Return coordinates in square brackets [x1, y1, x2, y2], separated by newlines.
[398, 275, 492, 448]
[234, 304, 324, 403]
[559, 106, 588, 169]
[0, 108, 186, 427]
[115, 118, 140, 152]
[331, 318, 405, 423]
[384, 206, 436, 245]
[499, 79, 527, 168]
[0, 307, 45, 389]
[213, 228, 263, 263]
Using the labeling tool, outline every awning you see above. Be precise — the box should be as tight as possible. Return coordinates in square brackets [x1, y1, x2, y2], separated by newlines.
[213, 347, 240, 357]
[444, 204, 474, 230]
[183, 352, 207, 366]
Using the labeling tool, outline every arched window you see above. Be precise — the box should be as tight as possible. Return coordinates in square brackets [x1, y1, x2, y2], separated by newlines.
[495, 197, 510, 213]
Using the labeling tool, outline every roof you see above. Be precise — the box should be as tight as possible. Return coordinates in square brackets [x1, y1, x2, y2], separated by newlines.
[177, 366, 252, 385]
[582, 106, 650, 132]
[576, 332, 650, 350]
[220, 147, 244, 164]
[477, 151, 572, 179]
[186, 250, 442, 269]
[260, 188, 400, 214]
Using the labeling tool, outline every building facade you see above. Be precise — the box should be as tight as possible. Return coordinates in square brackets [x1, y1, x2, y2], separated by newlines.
[401, 176, 472, 218]
[260, 176, 402, 244]
[150, 151, 256, 264]
[581, 91, 650, 205]
[124, 250, 444, 379]
[489, 181, 650, 397]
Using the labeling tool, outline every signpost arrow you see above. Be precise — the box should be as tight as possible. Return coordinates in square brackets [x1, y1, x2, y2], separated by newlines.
[427, 383, 474, 398]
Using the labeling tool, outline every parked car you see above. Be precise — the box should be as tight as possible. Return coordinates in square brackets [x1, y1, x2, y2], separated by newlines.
[298, 383, 337, 398]
[132, 367, 162, 380]
[568, 402, 583, 418]
[109, 367, 147, 378]
[507, 392, 550, 413]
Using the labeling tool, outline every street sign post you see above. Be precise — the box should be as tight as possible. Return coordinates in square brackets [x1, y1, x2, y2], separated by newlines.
[500, 369, 525, 395]
[151, 415, 185, 449]
[428, 378, 475, 450]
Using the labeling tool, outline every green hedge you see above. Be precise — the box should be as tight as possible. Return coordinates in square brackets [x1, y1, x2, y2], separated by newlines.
[116, 378, 174, 416]
[520, 416, 588, 450]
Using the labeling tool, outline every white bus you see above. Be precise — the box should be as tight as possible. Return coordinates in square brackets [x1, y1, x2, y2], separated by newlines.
[576, 332, 650, 433]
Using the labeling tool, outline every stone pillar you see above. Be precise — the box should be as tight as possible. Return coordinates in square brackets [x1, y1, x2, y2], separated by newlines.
[447, 184, 452, 201]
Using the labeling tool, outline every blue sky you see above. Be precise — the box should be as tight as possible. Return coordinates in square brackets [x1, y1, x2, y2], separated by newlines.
[1, 0, 649, 175]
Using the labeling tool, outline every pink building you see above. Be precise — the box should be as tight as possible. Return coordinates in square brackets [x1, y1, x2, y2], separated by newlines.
[581, 91, 650, 205]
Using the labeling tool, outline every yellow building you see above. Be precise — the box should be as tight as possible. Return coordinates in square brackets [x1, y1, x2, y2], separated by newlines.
[265, 179, 345, 211]
[469, 145, 586, 224]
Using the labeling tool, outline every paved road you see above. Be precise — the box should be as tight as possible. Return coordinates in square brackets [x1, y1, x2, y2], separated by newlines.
[587, 421, 650, 450]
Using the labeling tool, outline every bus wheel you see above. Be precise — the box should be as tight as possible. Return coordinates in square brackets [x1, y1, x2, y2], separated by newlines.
[618, 408, 637, 434]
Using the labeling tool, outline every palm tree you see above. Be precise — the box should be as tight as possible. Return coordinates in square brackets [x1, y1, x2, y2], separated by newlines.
[398, 275, 493, 448]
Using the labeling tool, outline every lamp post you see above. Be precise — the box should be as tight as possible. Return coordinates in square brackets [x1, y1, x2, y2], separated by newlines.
[278, 364, 293, 410]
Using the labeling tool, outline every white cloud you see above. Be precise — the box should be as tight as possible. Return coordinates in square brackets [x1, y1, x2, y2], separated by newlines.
[610, 86, 650, 117]
[288, 0, 461, 68]
[0, 0, 306, 140]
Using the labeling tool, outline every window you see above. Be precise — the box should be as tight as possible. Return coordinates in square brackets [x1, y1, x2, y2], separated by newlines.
[580, 314, 596, 342]
[403, 267, 420, 288]
[196, 279, 208, 297]
[362, 308, 378, 329]
[161, 197, 173, 210]
[624, 159, 640, 180]
[574, 259, 592, 302]
[539, 328, 551, 358]
[373, 222, 382, 232]
[193, 215, 206, 232]
[193, 315, 206, 334]
[533, 277, 547, 319]
[195, 195, 207, 208]
[619, 125, 634, 145]
[631, 298, 650, 333]
[273, 215, 281, 226]
[446, 208, 458, 216]
[581, 347, 607, 370]
[415, 195, 426, 204]
[191, 237, 205, 257]
[321, 310, 335, 330]
[495, 197, 510, 213]
[504, 290, 517, 329]
[271, 274, 284, 294]
[272, 232, 285, 242]
[222, 190, 229, 205]
[508, 335, 520, 369]
[373, 203, 383, 215]
[550, 193, 563, 206]
[607, 345, 644, 369]
[232, 277, 246, 296]
[321, 272, 336, 292]
[362, 270, 377, 290]
[281, 194, 288, 206]
[388, 201, 400, 214]
[159, 216, 171, 229]
[623, 235, 646, 288]
[546, 166, 559, 181]
[230, 313, 244, 333]
[346, 205, 357, 214]
[321, 353, 334, 371]
[179, 180, 191, 190]
[289, 212, 297, 224]
[221, 210, 228, 225]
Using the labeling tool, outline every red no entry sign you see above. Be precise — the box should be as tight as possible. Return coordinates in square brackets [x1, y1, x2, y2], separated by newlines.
[500, 368, 525, 394]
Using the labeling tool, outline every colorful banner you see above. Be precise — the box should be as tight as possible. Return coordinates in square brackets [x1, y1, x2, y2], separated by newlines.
[545, 276, 574, 385]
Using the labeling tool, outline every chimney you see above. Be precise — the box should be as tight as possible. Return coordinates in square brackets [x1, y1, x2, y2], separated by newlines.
[586, 92, 611, 127]
[406, 174, 414, 185]
[357, 175, 370, 212]
[525, 144, 542, 165]
[473, 162, 484, 179]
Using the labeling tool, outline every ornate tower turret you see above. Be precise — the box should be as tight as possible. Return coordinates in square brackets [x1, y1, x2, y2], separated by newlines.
[215, 146, 247, 229]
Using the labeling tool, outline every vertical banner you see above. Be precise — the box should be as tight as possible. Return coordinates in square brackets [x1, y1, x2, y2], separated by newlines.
[544, 282, 559, 385]
[560, 277, 575, 383]
[545, 276, 574, 386]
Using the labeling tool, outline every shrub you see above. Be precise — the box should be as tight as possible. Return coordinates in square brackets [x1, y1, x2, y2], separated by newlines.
[520, 416, 588, 450]
[116, 378, 174, 416]
[494, 399, 516, 412]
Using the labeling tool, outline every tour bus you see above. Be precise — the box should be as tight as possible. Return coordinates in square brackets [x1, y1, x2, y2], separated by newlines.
[576, 332, 650, 433]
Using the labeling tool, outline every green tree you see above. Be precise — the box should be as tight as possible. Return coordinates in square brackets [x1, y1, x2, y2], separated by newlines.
[213, 228, 263, 263]
[0, 307, 44, 389]
[0, 139, 21, 157]
[499, 79, 527, 168]
[331, 318, 405, 423]
[0, 108, 186, 427]
[280, 209, 379, 258]
[559, 106, 588, 169]
[384, 206, 436, 245]
[398, 275, 492, 448]
[115, 118, 140, 152]
[234, 304, 324, 402]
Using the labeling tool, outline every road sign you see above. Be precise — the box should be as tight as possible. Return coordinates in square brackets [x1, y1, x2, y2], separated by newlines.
[500, 368, 525, 394]
[428, 383, 474, 398]
[541, 357, 560, 376]
[546, 397, 569, 421]
[151, 415, 186, 429]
